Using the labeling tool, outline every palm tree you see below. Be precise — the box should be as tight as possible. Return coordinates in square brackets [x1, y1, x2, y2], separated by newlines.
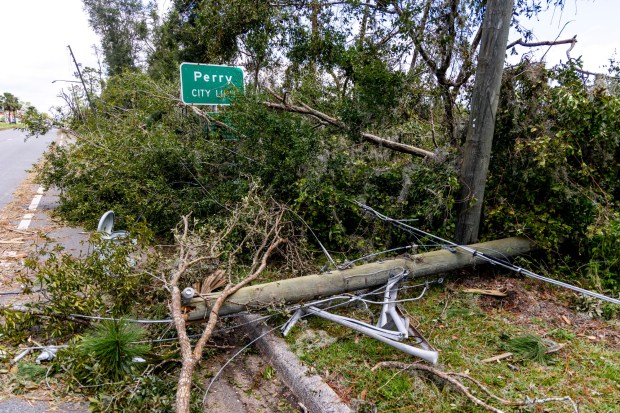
[0, 94, 5, 122]
[2, 92, 21, 123]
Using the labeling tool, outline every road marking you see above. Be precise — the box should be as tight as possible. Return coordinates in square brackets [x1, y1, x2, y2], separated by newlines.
[17, 214, 34, 230]
[18, 186, 45, 230]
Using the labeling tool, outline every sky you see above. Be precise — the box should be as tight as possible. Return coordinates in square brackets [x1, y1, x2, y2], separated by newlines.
[512, 0, 619, 71]
[0, 0, 101, 113]
[0, 0, 618, 114]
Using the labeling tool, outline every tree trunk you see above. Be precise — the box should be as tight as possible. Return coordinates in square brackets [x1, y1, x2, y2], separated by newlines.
[175, 359, 197, 413]
[455, 0, 514, 245]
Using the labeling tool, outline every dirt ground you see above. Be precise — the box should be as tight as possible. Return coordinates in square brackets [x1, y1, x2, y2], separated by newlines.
[203, 339, 302, 413]
[447, 271, 620, 349]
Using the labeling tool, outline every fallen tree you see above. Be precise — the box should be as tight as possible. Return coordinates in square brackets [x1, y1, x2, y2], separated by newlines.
[187, 236, 534, 320]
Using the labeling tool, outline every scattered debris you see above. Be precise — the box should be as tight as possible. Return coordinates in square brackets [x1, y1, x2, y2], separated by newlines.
[483, 336, 565, 363]
[373, 361, 579, 413]
[463, 288, 507, 297]
[35, 347, 58, 364]
[1, 251, 28, 260]
[0, 238, 25, 244]
[11, 348, 31, 365]
[283, 270, 439, 363]
[482, 352, 513, 363]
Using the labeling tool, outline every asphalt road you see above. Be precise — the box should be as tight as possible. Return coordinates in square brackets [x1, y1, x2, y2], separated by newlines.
[0, 128, 57, 209]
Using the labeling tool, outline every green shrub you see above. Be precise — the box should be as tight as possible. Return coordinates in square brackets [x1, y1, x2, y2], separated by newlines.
[488, 60, 620, 293]
[78, 319, 150, 381]
[0, 232, 154, 342]
[36, 71, 455, 255]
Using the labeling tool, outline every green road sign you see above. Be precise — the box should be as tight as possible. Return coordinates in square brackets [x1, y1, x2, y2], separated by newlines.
[180, 63, 244, 105]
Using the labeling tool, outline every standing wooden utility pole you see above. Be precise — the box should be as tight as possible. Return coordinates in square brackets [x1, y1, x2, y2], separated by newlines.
[455, 0, 514, 245]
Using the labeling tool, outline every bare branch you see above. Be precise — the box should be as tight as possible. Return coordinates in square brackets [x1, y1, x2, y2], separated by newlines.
[168, 196, 290, 412]
[373, 362, 580, 413]
[452, 25, 483, 89]
[572, 66, 620, 80]
[373, 361, 504, 413]
[506, 36, 576, 50]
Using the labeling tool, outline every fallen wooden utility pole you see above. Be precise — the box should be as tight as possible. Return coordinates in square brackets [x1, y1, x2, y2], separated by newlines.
[187, 237, 533, 321]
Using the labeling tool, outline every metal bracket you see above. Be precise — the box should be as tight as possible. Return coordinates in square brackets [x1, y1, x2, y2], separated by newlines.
[377, 272, 409, 338]
[281, 273, 439, 364]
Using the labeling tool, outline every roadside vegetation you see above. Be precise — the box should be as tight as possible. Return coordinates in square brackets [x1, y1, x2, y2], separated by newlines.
[2, 0, 619, 412]
[287, 275, 620, 412]
[0, 123, 22, 130]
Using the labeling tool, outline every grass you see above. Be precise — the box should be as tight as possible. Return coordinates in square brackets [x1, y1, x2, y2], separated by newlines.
[0, 122, 22, 131]
[284, 278, 620, 412]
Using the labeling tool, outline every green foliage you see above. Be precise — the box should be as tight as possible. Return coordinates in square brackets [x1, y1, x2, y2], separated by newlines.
[488, 60, 620, 292]
[20, 105, 51, 138]
[36, 73, 211, 232]
[1, 91, 22, 113]
[8, 362, 49, 394]
[0, 233, 154, 342]
[53, 340, 187, 412]
[150, 0, 275, 80]
[15, 362, 48, 382]
[83, 0, 153, 75]
[502, 333, 550, 363]
[37, 70, 455, 257]
[78, 319, 150, 381]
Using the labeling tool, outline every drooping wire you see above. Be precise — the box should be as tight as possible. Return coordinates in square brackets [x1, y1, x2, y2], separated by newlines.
[355, 201, 620, 306]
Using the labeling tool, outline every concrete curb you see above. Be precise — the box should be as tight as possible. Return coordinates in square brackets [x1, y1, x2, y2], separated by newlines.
[239, 314, 352, 413]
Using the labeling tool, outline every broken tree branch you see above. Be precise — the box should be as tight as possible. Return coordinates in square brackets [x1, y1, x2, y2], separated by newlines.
[372, 361, 504, 413]
[168, 193, 288, 413]
[263, 97, 436, 159]
[506, 36, 576, 49]
[572, 66, 620, 80]
[373, 361, 579, 413]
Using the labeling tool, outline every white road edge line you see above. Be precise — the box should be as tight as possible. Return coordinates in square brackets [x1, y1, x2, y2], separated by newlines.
[17, 214, 34, 230]
[18, 186, 45, 230]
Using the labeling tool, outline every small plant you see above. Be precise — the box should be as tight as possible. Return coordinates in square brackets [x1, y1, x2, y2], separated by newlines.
[78, 319, 150, 381]
[263, 365, 275, 380]
[548, 328, 576, 341]
[502, 333, 549, 363]
[574, 295, 605, 319]
[0, 232, 154, 342]
[15, 362, 48, 382]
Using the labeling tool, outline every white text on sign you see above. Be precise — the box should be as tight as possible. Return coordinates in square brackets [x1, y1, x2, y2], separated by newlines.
[194, 72, 234, 83]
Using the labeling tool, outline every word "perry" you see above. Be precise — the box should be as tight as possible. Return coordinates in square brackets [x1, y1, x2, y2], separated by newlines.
[194, 72, 233, 83]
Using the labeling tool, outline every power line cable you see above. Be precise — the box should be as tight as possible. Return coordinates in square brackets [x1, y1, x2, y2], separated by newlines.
[355, 201, 620, 306]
